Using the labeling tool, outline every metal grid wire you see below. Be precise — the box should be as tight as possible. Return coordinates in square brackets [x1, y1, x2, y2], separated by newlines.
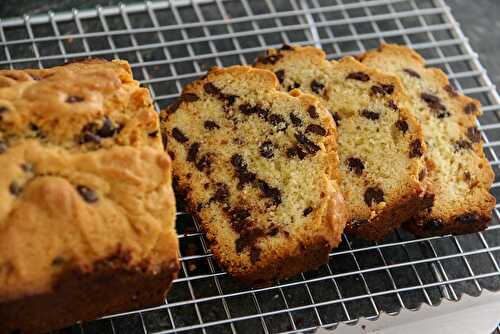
[1, 0, 500, 333]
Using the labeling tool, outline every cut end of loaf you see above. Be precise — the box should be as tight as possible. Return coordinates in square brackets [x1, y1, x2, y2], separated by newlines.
[255, 44, 430, 240]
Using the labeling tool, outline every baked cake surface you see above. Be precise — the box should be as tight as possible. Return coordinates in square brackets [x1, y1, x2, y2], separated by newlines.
[0, 59, 179, 333]
[160, 65, 346, 285]
[255, 45, 431, 240]
[360, 44, 495, 236]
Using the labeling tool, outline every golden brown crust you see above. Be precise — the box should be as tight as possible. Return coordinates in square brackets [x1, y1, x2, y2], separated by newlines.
[161, 65, 346, 285]
[0, 60, 179, 331]
[255, 45, 430, 241]
[360, 43, 495, 237]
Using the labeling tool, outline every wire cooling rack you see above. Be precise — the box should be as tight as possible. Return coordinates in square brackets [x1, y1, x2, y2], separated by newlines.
[1, 0, 500, 333]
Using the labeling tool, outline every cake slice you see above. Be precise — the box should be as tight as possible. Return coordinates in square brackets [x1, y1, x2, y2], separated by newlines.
[359, 44, 495, 236]
[0, 59, 179, 333]
[160, 65, 346, 285]
[255, 45, 431, 240]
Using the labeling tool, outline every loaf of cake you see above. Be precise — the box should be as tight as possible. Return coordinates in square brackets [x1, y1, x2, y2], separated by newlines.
[360, 44, 495, 236]
[255, 45, 432, 240]
[0, 59, 179, 333]
[160, 65, 346, 285]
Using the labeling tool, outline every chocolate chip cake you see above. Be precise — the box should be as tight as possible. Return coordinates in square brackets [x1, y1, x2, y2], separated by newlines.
[360, 44, 495, 236]
[0, 59, 179, 333]
[160, 65, 346, 285]
[255, 45, 431, 240]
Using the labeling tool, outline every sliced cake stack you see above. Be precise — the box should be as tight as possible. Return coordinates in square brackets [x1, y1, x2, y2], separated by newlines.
[255, 45, 432, 240]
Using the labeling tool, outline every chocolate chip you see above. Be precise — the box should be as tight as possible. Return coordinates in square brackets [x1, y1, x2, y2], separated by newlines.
[28, 123, 45, 139]
[250, 247, 261, 264]
[395, 119, 408, 133]
[223, 94, 237, 106]
[370, 85, 384, 96]
[9, 182, 22, 196]
[364, 187, 384, 206]
[210, 183, 229, 203]
[257, 180, 282, 206]
[420, 93, 447, 114]
[287, 146, 307, 160]
[307, 105, 319, 119]
[423, 219, 443, 231]
[187, 143, 200, 162]
[275, 70, 285, 83]
[287, 82, 301, 91]
[463, 102, 477, 114]
[268, 114, 287, 130]
[203, 83, 221, 96]
[239, 103, 254, 115]
[231, 154, 256, 187]
[267, 226, 279, 236]
[437, 110, 451, 118]
[455, 213, 479, 225]
[148, 130, 158, 138]
[444, 84, 458, 97]
[464, 171, 471, 181]
[346, 72, 370, 82]
[360, 109, 380, 120]
[195, 154, 212, 172]
[409, 139, 423, 158]
[255, 105, 269, 120]
[0, 141, 6, 154]
[21, 163, 33, 173]
[66, 96, 84, 103]
[51, 256, 65, 266]
[332, 112, 341, 126]
[310, 80, 325, 94]
[183, 93, 199, 102]
[257, 54, 283, 65]
[76, 185, 98, 203]
[467, 127, 481, 143]
[371, 84, 394, 96]
[239, 104, 269, 119]
[234, 238, 246, 253]
[172, 128, 189, 143]
[167, 150, 175, 160]
[96, 117, 117, 138]
[403, 68, 421, 79]
[259, 141, 275, 159]
[419, 168, 427, 181]
[204, 120, 220, 130]
[387, 100, 398, 110]
[290, 113, 303, 127]
[306, 124, 327, 136]
[167, 98, 182, 114]
[0, 106, 8, 113]
[79, 132, 101, 144]
[235, 227, 265, 253]
[346, 157, 364, 176]
[231, 154, 246, 170]
[303, 207, 313, 216]
[280, 44, 293, 51]
[295, 132, 320, 154]
[454, 139, 472, 151]
[230, 207, 251, 233]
